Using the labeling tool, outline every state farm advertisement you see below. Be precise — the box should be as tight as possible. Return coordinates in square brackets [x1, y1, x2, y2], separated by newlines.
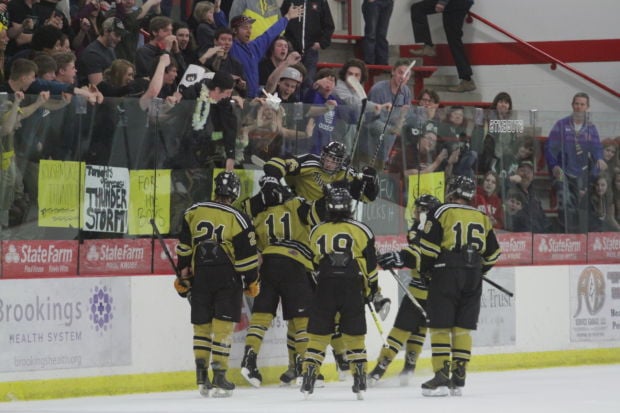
[153, 238, 179, 275]
[375, 235, 408, 254]
[586, 232, 620, 263]
[79, 239, 152, 275]
[496, 232, 532, 265]
[532, 234, 587, 265]
[1, 240, 78, 278]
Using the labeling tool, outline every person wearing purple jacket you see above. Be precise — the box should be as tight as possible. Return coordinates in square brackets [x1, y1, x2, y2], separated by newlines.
[228, 4, 302, 98]
[544, 92, 607, 232]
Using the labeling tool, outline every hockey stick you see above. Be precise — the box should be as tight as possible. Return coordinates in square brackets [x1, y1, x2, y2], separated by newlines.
[353, 60, 416, 212]
[366, 301, 388, 346]
[387, 269, 429, 323]
[345, 75, 368, 166]
[149, 218, 181, 278]
[483, 276, 514, 297]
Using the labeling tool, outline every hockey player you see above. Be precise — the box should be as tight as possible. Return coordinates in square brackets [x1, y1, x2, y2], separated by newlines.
[301, 184, 379, 400]
[175, 171, 260, 398]
[369, 194, 442, 386]
[418, 175, 501, 397]
[263, 141, 389, 377]
[239, 176, 324, 387]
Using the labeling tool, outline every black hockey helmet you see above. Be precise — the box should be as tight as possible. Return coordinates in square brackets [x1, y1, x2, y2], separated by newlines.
[321, 141, 347, 174]
[446, 175, 476, 201]
[214, 171, 241, 201]
[325, 183, 353, 220]
[414, 194, 441, 213]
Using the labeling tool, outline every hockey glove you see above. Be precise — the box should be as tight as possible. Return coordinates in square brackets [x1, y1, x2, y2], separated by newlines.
[259, 175, 284, 206]
[244, 280, 261, 297]
[174, 277, 192, 299]
[361, 166, 379, 200]
[372, 292, 392, 321]
[377, 251, 405, 269]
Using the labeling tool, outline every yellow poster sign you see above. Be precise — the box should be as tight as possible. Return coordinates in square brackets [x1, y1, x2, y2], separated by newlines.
[405, 172, 445, 227]
[38, 160, 84, 228]
[128, 169, 171, 235]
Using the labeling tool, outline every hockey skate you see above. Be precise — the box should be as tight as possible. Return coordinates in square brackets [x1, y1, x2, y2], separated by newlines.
[351, 362, 367, 400]
[240, 346, 262, 388]
[450, 360, 467, 396]
[195, 359, 212, 397]
[368, 357, 390, 387]
[281, 354, 302, 386]
[421, 360, 451, 397]
[300, 363, 318, 399]
[333, 350, 350, 381]
[399, 351, 417, 386]
[211, 363, 235, 398]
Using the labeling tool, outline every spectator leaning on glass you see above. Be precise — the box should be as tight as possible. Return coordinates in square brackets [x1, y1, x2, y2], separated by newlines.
[544, 92, 606, 233]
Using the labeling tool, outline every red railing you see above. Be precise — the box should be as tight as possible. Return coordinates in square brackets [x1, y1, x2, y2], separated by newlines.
[467, 12, 620, 99]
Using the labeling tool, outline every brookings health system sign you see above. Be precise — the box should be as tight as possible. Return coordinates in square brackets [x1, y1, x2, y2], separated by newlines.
[0, 278, 131, 372]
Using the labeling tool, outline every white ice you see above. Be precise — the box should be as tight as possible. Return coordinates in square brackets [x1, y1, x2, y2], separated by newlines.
[1, 364, 619, 413]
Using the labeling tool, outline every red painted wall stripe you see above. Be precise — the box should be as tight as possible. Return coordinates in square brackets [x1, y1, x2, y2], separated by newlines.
[400, 39, 620, 66]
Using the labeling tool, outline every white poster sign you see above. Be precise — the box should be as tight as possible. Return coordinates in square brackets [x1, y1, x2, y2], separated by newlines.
[83, 165, 130, 233]
[570, 265, 620, 342]
[0, 278, 132, 372]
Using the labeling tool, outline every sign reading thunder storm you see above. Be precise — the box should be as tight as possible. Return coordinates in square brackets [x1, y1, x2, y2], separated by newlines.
[83, 166, 130, 233]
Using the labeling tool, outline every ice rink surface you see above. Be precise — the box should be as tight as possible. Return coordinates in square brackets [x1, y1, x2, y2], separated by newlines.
[1, 364, 619, 413]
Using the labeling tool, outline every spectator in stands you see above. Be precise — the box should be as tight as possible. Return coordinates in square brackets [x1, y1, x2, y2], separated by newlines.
[71, 0, 107, 58]
[242, 101, 288, 162]
[506, 159, 551, 233]
[601, 137, 619, 174]
[114, 0, 163, 63]
[0, 22, 9, 82]
[474, 171, 504, 230]
[202, 27, 247, 97]
[477, 91, 519, 174]
[333, 58, 368, 107]
[367, 59, 412, 163]
[175, 21, 198, 68]
[229, 5, 302, 98]
[438, 105, 477, 179]
[613, 170, 620, 226]
[258, 36, 292, 87]
[77, 16, 126, 86]
[266, 64, 304, 103]
[194, 0, 227, 56]
[6, 0, 39, 57]
[544, 92, 606, 233]
[303, 67, 356, 155]
[580, 174, 620, 232]
[85, 53, 171, 166]
[229, 0, 281, 40]
[262, 45, 302, 98]
[135, 16, 184, 79]
[504, 189, 529, 233]
[32, 53, 56, 80]
[385, 121, 448, 176]
[410, 0, 475, 92]
[280, 0, 334, 94]
[386, 87, 441, 173]
[362, 0, 393, 65]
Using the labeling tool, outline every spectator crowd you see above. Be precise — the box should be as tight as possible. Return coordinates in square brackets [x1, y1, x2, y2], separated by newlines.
[0, 0, 618, 236]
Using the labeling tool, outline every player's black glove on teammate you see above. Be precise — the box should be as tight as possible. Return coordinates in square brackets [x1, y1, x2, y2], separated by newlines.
[377, 251, 405, 269]
[259, 176, 283, 206]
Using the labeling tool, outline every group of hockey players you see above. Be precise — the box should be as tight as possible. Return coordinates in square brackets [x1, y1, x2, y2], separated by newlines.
[174, 140, 501, 400]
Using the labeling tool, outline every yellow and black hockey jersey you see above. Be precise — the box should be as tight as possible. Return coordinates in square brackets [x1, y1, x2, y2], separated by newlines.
[400, 219, 429, 301]
[418, 203, 501, 275]
[176, 201, 259, 278]
[309, 218, 378, 295]
[263, 154, 377, 202]
[241, 195, 323, 271]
